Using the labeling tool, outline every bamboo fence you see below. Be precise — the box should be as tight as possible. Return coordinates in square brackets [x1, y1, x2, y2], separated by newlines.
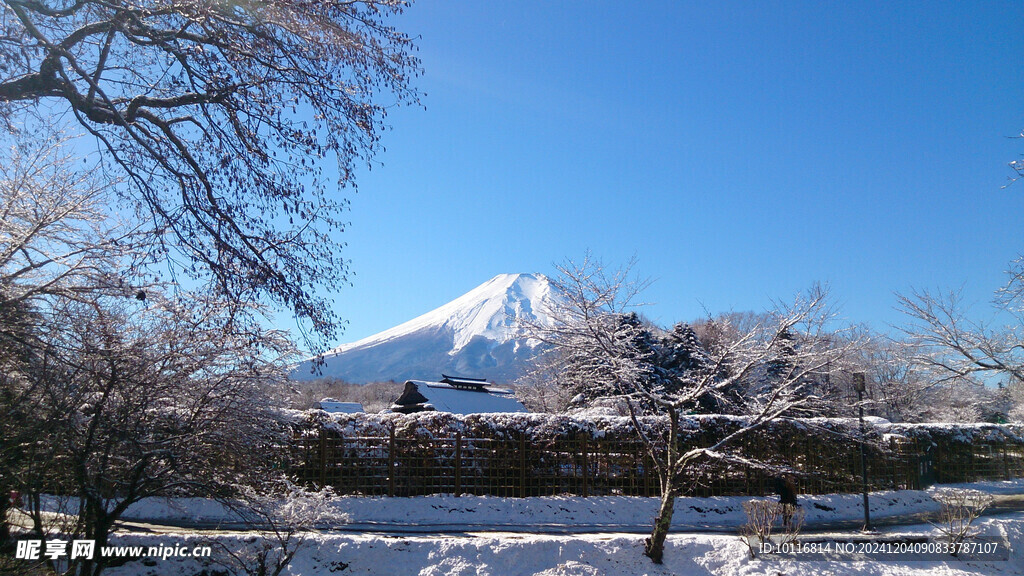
[290, 423, 1024, 498]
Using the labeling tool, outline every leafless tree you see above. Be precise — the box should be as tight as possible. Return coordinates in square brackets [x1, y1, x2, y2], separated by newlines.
[0, 131, 145, 554]
[837, 332, 936, 422]
[740, 499, 804, 557]
[527, 256, 858, 564]
[896, 265, 1024, 421]
[512, 359, 576, 413]
[897, 288, 1024, 385]
[0, 131, 144, 307]
[0, 131, 303, 576]
[1007, 127, 1024, 188]
[0, 0, 421, 346]
[288, 377, 399, 413]
[7, 290, 297, 576]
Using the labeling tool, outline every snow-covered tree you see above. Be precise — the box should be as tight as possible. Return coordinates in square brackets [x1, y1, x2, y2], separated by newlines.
[661, 323, 711, 376]
[527, 256, 857, 564]
[896, 262, 1024, 421]
[0, 132, 144, 307]
[842, 333, 932, 422]
[0, 134, 301, 576]
[0, 132, 143, 555]
[1008, 380, 1024, 422]
[10, 291, 296, 576]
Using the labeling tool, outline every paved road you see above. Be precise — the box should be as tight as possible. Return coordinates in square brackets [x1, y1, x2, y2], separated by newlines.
[99, 494, 1024, 537]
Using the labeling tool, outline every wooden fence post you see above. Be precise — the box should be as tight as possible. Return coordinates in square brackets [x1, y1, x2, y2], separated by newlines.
[519, 433, 527, 498]
[581, 436, 589, 498]
[388, 425, 396, 498]
[917, 440, 924, 490]
[888, 438, 895, 490]
[454, 432, 462, 497]
[318, 429, 327, 487]
[644, 443, 654, 497]
[1003, 444, 1010, 481]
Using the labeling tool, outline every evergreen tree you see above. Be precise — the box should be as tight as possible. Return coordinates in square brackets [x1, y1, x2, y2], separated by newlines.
[765, 327, 798, 382]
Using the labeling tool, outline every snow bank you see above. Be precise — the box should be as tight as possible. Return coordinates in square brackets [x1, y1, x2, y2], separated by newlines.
[99, 511, 1024, 576]
[65, 479, 1024, 533]
[30, 480, 1024, 576]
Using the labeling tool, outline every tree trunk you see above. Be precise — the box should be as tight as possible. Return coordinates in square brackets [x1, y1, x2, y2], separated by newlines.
[644, 488, 675, 564]
[0, 486, 10, 551]
[644, 407, 680, 564]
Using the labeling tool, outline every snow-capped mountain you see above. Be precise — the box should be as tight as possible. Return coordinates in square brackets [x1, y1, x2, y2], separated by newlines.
[290, 273, 560, 384]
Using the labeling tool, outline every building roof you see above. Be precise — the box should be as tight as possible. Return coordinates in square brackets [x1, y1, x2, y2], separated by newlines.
[393, 379, 528, 415]
[317, 400, 365, 414]
[440, 374, 490, 390]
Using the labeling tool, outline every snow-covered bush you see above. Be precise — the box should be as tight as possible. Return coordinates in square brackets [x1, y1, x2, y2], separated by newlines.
[740, 499, 803, 556]
[931, 488, 994, 549]
[214, 481, 348, 576]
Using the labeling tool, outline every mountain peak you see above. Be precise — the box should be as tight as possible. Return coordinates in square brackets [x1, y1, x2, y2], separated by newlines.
[291, 273, 559, 384]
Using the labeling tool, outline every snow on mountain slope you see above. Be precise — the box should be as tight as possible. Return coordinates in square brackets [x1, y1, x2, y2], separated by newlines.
[290, 273, 560, 384]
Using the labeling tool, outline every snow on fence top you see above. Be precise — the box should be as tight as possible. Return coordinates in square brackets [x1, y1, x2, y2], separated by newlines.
[293, 410, 1024, 445]
[882, 422, 1024, 444]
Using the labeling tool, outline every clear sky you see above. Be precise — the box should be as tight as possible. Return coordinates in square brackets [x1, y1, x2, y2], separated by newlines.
[296, 0, 1024, 347]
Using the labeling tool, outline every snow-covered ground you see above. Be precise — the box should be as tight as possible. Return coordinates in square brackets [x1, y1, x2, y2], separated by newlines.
[27, 480, 1024, 575]
[76, 479, 1016, 533]
[100, 514, 1024, 576]
[105, 489, 945, 533]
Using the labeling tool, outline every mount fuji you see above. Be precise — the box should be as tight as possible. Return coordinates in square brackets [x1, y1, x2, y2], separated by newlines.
[290, 273, 561, 384]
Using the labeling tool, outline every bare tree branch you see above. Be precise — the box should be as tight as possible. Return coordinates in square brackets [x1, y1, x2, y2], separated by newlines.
[0, 0, 422, 347]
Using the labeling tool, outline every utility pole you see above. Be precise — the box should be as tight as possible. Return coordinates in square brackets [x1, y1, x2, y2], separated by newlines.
[853, 372, 873, 532]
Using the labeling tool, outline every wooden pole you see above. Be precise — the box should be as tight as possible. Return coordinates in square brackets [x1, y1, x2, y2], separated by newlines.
[454, 432, 462, 497]
[519, 433, 527, 498]
[581, 436, 589, 498]
[318, 429, 327, 487]
[388, 426, 396, 497]
[1003, 444, 1010, 481]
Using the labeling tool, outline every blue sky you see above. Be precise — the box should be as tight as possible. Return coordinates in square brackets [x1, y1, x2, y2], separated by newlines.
[301, 1, 1024, 346]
